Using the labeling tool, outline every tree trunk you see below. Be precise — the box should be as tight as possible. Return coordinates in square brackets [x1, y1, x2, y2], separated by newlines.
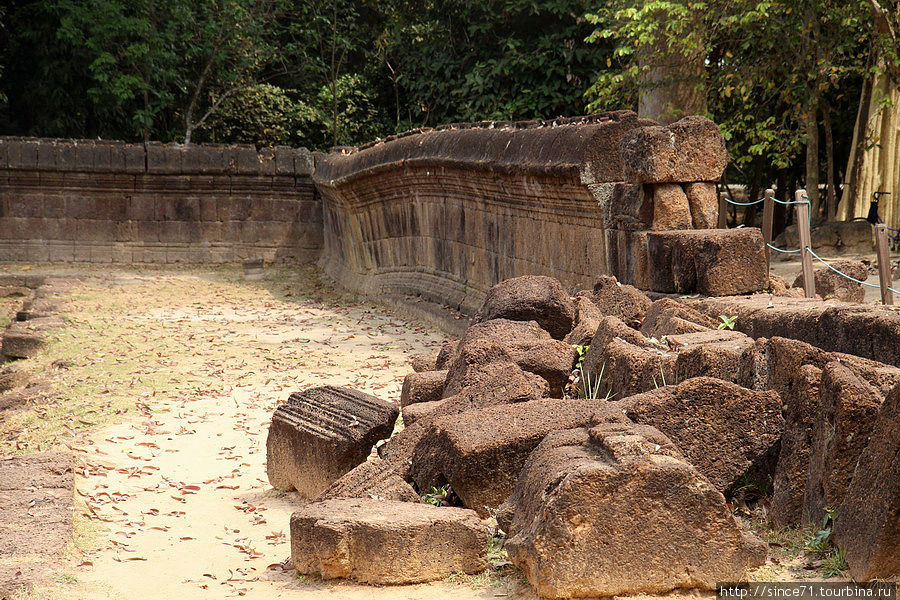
[822, 102, 837, 220]
[636, 4, 706, 124]
[805, 108, 821, 223]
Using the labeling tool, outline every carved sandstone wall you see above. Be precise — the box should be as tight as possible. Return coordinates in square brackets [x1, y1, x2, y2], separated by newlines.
[0, 138, 321, 263]
[314, 110, 738, 314]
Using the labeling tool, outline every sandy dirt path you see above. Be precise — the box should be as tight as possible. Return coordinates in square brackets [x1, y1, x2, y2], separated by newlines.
[15, 267, 529, 600]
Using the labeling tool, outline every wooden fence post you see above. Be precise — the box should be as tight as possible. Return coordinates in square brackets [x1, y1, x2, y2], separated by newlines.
[875, 223, 894, 305]
[718, 194, 728, 229]
[762, 188, 775, 267]
[795, 189, 815, 299]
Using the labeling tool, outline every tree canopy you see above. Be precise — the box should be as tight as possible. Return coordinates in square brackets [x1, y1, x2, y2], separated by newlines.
[0, 0, 897, 224]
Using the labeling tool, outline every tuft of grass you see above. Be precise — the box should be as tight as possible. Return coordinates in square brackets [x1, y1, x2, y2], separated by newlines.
[578, 361, 612, 400]
[822, 547, 848, 578]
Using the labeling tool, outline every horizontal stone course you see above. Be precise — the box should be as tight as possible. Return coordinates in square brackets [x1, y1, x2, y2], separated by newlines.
[0, 137, 320, 264]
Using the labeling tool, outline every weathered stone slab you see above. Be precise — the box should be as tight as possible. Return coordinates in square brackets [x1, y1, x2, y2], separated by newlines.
[563, 294, 603, 346]
[590, 275, 651, 328]
[621, 115, 729, 184]
[833, 383, 900, 581]
[2, 320, 56, 359]
[316, 457, 420, 503]
[792, 260, 867, 303]
[684, 181, 719, 228]
[443, 321, 576, 397]
[615, 377, 783, 491]
[473, 275, 575, 339]
[770, 365, 822, 527]
[673, 330, 754, 384]
[804, 362, 882, 523]
[266, 386, 398, 499]
[640, 298, 717, 338]
[647, 228, 768, 296]
[290, 498, 487, 584]
[505, 423, 766, 598]
[399, 370, 446, 407]
[584, 336, 675, 400]
[649, 183, 692, 231]
[411, 399, 625, 515]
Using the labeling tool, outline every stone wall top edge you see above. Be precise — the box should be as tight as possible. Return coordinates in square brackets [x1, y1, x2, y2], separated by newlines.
[314, 110, 649, 186]
[0, 137, 312, 177]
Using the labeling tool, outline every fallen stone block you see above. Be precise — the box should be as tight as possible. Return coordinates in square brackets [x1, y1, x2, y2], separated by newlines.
[399, 370, 447, 407]
[621, 115, 729, 184]
[834, 383, 900, 581]
[2, 324, 48, 359]
[401, 399, 447, 425]
[793, 260, 867, 303]
[804, 362, 882, 524]
[585, 337, 675, 400]
[408, 353, 436, 373]
[563, 294, 603, 346]
[434, 339, 458, 370]
[444, 322, 576, 397]
[16, 298, 63, 321]
[290, 498, 487, 584]
[266, 386, 399, 499]
[614, 377, 783, 492]
[473, 275, 575, 339]
[378, 420, 429, 480]
[640, 298, 718, 338]
[647, 228, 768, 296]
[316, 457, 420, 503]
[505, 423, 766, 598]
[0, 363, 28, 393]
[590, 275, 651, 329]
[411, 399, 625, 515]
[673, 330, 754, 384]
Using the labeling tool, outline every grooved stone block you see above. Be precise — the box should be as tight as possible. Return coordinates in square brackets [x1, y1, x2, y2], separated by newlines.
[290, 498, 488, 584]
[266, 386, 399, 499]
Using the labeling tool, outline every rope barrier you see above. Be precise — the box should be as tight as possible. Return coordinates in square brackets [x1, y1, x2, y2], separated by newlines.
[721, 195, 810, 206]
[805, 247, 899, 294]
[723, 197, 764, 206]
[766, 243, 802, 254]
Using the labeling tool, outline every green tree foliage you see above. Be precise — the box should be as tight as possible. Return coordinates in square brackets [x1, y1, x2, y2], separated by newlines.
[585, 1, 892, 222]
[378, 0, 611, 128]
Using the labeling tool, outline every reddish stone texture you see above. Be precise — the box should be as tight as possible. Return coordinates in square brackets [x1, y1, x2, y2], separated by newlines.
[0, 137, 319, 264]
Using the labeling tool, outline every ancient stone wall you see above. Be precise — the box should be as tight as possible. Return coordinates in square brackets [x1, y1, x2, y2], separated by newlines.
[0, 138, 321, 264]
[314, 110, 742, 314]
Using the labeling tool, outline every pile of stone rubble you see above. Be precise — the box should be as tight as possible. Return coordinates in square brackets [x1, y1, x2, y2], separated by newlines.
[267, 275, 900, 595]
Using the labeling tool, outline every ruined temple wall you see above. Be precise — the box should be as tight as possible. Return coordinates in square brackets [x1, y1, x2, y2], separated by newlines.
[0, 138, 322, 264]
[314, 111, 731, 314]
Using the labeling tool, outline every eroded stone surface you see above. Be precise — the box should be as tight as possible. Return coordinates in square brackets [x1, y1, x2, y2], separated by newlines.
[411, 399, 625, 515]
[266, 386, 398, 499]
[505, 423, 766, 598]
[834, 384, 900, 581]
[473, 275, 575, 339]
[290, 498, 488, 584]
[316, 457, 420, 503]
[621, 115, 729, 184]
[615, 377, 783, 492]
[399, 370, 446, 407]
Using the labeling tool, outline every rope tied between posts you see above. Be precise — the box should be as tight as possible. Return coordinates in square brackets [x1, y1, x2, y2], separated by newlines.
[805, 246, 899, 295]
[766, 243, 802, 254]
